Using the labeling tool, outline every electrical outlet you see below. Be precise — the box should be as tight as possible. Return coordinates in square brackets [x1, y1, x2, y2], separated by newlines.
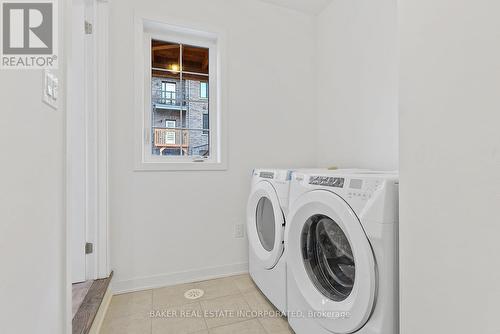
[234, 224, 245, 238]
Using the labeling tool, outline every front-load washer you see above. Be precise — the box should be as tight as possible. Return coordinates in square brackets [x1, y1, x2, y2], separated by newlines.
[247, 169, 293, 314]
[285, 170, 399, 334]
[247, 168, 374, 314]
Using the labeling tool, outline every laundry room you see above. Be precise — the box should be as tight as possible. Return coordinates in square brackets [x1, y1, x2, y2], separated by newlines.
[1, 0, 500, 334]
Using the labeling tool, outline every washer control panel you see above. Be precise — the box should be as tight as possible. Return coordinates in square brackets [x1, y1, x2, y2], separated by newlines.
[309, 176, 345, 188]
[346, 178, 383, 201]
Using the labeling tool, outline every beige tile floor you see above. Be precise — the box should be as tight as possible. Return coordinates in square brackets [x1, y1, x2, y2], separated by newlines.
[100, 274, 295, 334]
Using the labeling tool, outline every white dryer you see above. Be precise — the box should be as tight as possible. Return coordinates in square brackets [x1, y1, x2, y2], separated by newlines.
[247, 169, 293, 314]
[285, 170, 399, 334]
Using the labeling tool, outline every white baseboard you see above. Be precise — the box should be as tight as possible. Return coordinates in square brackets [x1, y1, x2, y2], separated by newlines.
[112, 262, 249, 295]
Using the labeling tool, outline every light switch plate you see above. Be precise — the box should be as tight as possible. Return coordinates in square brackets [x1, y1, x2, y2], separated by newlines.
[42, 69, 58, 109]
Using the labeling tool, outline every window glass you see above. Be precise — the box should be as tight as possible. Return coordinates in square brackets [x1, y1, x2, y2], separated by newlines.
[182, 44, 209, 74]
[200, 82, 208, 99]
[151, 40, 209, 158]
[202, 114, 209, 135]
[152, 40, 180, 71]
[186, 130, 209, 157]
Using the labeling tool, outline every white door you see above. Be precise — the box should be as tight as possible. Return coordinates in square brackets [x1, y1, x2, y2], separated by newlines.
[68, 0, 87, 283]
[246, 181, 285, 269]
[286, 190, 377, 334]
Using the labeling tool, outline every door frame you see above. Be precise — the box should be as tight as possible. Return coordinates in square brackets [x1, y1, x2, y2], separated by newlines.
[68, 0, 87, 284]
[67, 0, 110, 283]
[85, 0, 110, 281]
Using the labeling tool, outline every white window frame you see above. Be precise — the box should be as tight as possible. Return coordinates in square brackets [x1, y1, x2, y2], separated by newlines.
[134, 17, 227, 171]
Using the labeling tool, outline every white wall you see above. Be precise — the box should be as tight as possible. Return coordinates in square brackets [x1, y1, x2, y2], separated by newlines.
[399, 0, 500, 333]
[0, 63, 66, 332]
[108, 0, 317, 292]
[316, 0, 398, 170]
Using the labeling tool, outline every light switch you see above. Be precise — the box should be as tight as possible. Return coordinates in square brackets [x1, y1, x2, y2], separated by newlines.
[43, 69, 58, 109]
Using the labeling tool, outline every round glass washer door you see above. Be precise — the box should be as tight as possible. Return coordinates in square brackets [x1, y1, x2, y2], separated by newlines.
[247, 181, 285, 269]
[286, 190, 376, 334]
[302, 215, 355, 302]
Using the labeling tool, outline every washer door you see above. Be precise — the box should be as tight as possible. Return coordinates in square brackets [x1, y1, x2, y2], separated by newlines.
[287, 190, 376, 334]
[247, 181, 285, 269]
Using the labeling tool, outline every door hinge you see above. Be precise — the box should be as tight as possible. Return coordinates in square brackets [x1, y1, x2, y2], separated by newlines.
[85, 21, 93, 35]
[85, 242, 94, 254]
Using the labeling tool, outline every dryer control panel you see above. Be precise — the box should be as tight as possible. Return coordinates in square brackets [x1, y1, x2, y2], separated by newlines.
[259, 171, 275, 179]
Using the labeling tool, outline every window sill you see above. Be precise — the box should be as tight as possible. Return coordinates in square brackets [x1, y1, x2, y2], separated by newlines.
[134, 160, 227, 172]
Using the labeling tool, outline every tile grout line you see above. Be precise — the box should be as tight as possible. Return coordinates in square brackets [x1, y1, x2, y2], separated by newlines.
[256, 317, 274, 334]
[210, 317, 267, 333]
[244, 289, 289, 334]
[199, 291, 258, 331]
[149, 289, 153, 334]
[242, 291, 273, 334]
[198, 301, 210, 334]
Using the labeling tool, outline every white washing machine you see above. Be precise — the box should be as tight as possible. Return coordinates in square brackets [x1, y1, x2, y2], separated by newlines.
[247, 168, 293, 314]
[285, 170, 399, 334]
[247, 168, 374, 314]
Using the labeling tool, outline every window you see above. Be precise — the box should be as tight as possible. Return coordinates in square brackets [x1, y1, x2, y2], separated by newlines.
[200, 82, 208, 99]
[160, 82, 176, 105]
[165, 120, 176, 128]
[202, 114, 209, 135]
[150, 41, 209, 158]
[164, 120, 177, 145]
[136, 19, 225, 170]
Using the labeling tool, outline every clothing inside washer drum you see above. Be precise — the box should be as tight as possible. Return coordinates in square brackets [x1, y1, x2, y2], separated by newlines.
[302, 215, 356, 302]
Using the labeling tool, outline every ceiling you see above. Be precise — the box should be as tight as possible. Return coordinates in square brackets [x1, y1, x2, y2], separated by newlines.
[260, 0, 333, 15]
